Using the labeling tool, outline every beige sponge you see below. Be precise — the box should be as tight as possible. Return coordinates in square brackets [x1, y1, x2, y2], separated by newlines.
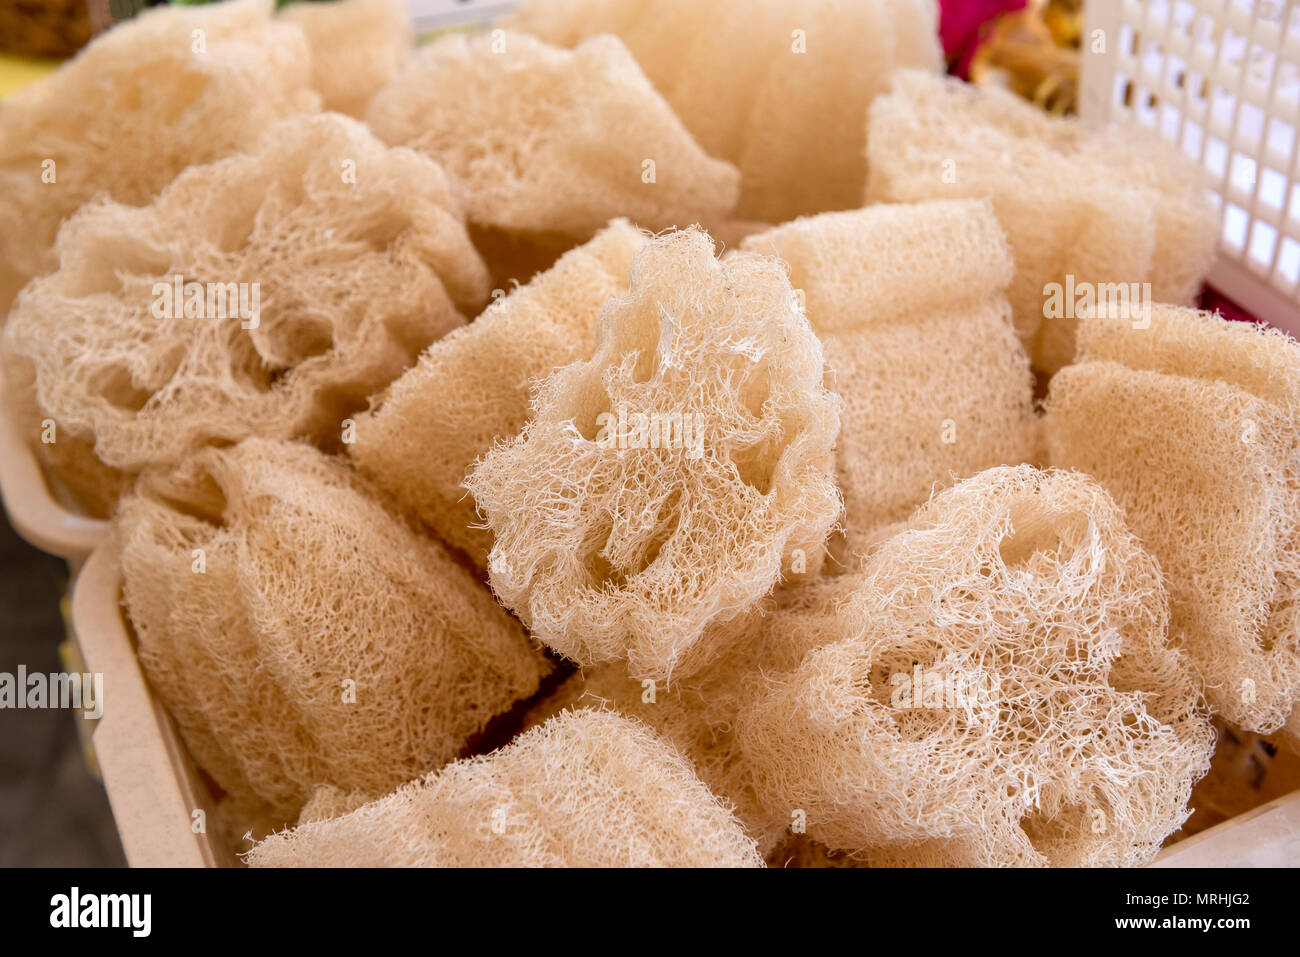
[280, 0, 411, 119]
[245, 709, 764, 867]
[4, 112, 487, 491]
[0, 0, 317, 287]
[352, 221, 647, 568]
[865, 70, 1218, 373]
[1045, 304, 1300, 734]
[506, 0, 942, 222]
[737, 466, 1213, 867]
[117, 439, 550, 822]
[465, 228, 842, 681]
[743, 200, 1037, 560]
[366, 30, 740, 239]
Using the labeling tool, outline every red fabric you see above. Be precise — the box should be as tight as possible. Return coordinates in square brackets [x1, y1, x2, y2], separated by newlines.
[939, 0, 1027, 77]
[1199, 286, 1265, 326]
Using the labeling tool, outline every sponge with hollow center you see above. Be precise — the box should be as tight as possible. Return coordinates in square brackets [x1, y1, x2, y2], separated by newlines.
[117, 438, 550, 822]
[366, 30, 740, 239]
[1044, 304, 1300, 734]
[465, 228, 842, 681]
[865, 70, 1217, 374]
[737, 465, 1214, 867]
[245, 709, 764, 867]
[352, 220, 647, 568]
[4, 111, 487, 489]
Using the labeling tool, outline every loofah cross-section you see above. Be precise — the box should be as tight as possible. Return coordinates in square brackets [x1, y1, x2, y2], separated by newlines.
[245, 709, 764, 867]
[117, 439, 551, 823]
[465, 228, 842, 681]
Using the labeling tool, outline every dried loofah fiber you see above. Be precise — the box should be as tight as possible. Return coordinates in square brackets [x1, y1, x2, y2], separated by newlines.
[1044, 304, 1300, 734]
[464, 228, 842, 681]
[865, 71, 1218, 374]
[742, 200, 1038, 561]
[280, 0, 411, 119]
[117, 439, 550, 822]
[506, 0, 942, 222]
[366, 30, 740, 239]
[245, 709, 764, 867]
[737, 466, 1214, 867]
[4, 111, 488, 492]
[353, 221, 646, 568]
[0, 0, 318, 286]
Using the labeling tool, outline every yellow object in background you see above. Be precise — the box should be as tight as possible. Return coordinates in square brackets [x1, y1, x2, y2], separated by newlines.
[0, 52, 59, 98]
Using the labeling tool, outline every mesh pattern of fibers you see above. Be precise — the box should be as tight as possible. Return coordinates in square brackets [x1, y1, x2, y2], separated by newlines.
[736, 466, 1214, 867]
[117, 439, 550, 822]
[352, 221, 647, 568]
[1044, 304, 1300, 733]
[245, 709, 764, 867]
[4, 111, 488, 486]
[742, 200, 1037, 562]
[464, 228, 842, 682]
[504, 0, 942, 223]
[280, 0, 411, 119]
[366, 30, 740, 239]
[0, 0, 317, 285]
[864, 70, 1218, 374]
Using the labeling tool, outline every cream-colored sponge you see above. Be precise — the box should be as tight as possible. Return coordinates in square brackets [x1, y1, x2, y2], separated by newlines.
[118, 439, 550, 821]
[4, 111, 487, 490]
[465, 228, 842, 681]
[737, 466, 1213, 867]
[245, 709, 764, 867]
[865, 70, 1218, 373]
[366, 30, 739, 238]
[1045, 304, 1300, 733]
[0, 0, 317, 285]
[352, 221, 647, 567]
[743, 200, 1037, 559]
[280, 0, 411, 119]
[506, 0, 942, 222]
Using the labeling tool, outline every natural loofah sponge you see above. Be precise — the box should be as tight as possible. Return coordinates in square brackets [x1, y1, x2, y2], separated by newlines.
[0, 0, 317, 286]
[505, 0, 942, 222]
[737, 466, 1214, 867]
[245, 709, 764, 867]
[1045, 304, 1300, 734]
[742, 200, 1037, 560]
[4, 111, 488, 490]
[464, 228, 842, 681]
[366, 30, 740, 239]
[280, 0, 411, 119]
[117, 439, 550, 822]
[352, 221, 647, 568]
[865, 70, 1218, 374]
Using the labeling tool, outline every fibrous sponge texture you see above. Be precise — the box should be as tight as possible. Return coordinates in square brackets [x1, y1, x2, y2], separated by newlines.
[742, 200, 1037, 561]
[117, 439, 550, 822]
[737, 466, 1213, 867]
[4, 111, 488, 485]
[465, 228, 842, 681]
[865, 70, 1217, 373]
[280, 0, 411, 119]
[506, 0, 942, 222]
[1045, 304, 1300, 733]
[353, 221, 647, 568]
[0, 0, 317, 284]
[366, 30, 740, 238]
[245, 709, 764, 867]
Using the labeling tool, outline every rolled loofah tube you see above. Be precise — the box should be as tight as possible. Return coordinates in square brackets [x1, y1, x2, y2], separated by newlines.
[1045, 304, 1300, 734]
[4, 111, 488, 496]
[352, 221, 647, 568]
[0, 0, 318, 288]
[117, 439, 551, 823]
[245, 709, 764, 867]
[865, 71, 1218, 374]
[465, 228, 842, 681]
[366, 30, 740, 239]
[737, 466, 1214, 867]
